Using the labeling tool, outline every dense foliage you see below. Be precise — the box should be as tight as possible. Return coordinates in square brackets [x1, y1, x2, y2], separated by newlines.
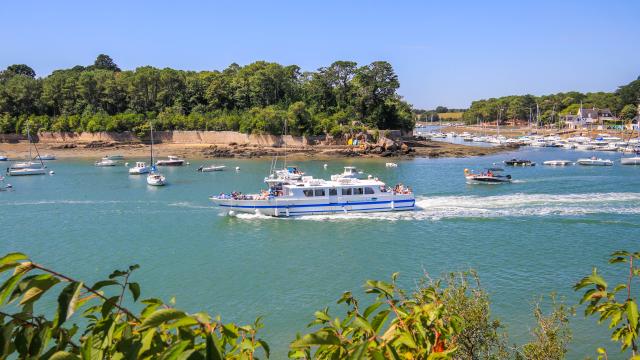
[0, 56, 414, 136]
[461, 77, 640, 125]
[0, 252, 582, 359]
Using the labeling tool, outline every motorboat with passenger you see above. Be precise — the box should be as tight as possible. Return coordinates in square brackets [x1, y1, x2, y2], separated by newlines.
[156, 156, 185, 166]
[210, 176, 415, 217]
[464, 169, 512, 184]
[577, 157, 613, 166]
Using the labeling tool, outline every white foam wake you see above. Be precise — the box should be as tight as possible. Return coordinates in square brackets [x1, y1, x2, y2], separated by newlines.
[235, 192, 640, 222]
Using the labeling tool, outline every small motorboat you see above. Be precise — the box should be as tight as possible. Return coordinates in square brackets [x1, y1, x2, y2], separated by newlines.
[504, 159, 535, 166]
[129, 162, 150, 174]
[198, 165, 226, 172]
[386, 162, 398, 167]
[0, 155, 8, 161]
[105, 155, 125, 160]
[621, 157, 640, 165]
[156, 155, 185, 166]
[95, 158, 118, 167]
[464, 169, 512, 184]
[34, 154, 56, 160]
[543, 160, 573, 166]
[147, 172, 166, 186]
[577, 157, 613, 166]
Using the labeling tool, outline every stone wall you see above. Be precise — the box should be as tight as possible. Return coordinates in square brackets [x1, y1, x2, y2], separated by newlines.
[25, 131, 326, 147]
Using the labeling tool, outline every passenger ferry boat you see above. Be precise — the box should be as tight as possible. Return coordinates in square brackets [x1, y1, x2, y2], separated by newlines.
[210, 175, 415, 217]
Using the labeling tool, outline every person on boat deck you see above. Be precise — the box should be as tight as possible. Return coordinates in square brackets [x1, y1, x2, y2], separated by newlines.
[487, 170, 493, 177]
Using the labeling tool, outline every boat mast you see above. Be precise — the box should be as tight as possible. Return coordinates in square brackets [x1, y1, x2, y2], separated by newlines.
[150, 120, 154, 165]
[283, 118, 287, 169]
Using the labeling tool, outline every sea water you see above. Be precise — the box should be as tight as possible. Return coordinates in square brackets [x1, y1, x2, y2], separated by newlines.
[1, 147, 639, 358]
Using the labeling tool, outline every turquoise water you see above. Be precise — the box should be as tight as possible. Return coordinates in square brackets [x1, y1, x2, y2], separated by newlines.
[2, 147, 640, 358]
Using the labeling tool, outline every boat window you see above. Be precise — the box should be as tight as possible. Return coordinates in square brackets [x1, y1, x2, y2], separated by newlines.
[303, 190, 314, 197]
[354, 188, 364, 195]
[364, 187, 375, 195]
[341, 188, 352, 196]
[314, 189, 325, 196]
[329, 189, 337, 196]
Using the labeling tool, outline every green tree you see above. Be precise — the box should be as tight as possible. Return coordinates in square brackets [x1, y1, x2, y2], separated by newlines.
[93, 54, 120, 72]
[5, 64, 36, 78]
[620, 104, 638, 121]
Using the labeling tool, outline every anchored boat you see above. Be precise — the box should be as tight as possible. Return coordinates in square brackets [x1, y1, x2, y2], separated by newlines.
[504, 159, 535, 166]
[577, 157, 613, 166]
[543, 160, 573, 166]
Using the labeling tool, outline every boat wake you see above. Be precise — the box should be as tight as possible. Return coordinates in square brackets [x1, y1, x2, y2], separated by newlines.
[233, 192, 640, 222]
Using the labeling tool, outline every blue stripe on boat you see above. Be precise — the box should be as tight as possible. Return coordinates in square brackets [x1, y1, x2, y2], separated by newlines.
[218, 199, 415, 209]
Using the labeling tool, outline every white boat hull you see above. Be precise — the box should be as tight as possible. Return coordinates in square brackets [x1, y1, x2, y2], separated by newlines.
[129, 167, 150, 174]
[621, 157, 640, 165]
[577, 159, 613, 166]
[211, 195, 415, 217]
[543, 160, 573, 166]
[147, 174, 166, 186]
[8, 167, 47, 176]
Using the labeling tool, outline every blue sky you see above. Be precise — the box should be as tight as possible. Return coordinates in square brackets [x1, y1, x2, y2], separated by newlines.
[2, 0, 639, 109]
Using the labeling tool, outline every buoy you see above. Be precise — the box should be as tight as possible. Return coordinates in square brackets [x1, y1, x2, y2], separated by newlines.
[125, 162, 129, 167]
[49, 171, 55, 175]
[323, 164, 328, 169]
[186, 162, 190, 165]
[235, 166, 240, 171]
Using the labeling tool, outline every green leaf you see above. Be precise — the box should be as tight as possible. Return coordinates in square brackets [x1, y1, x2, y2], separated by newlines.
[371, 309, 390, 333]
[348, 342, 368, 359]
[0, 252, 28, 266]
[90, 280, 119, 291]
[137, 330, 155, 358]
[160, 340, 190, 360]
[50, 351, 81, 360]
[19, 274, 61, 305]
[128, 282, 140, 302]
[138, 308, 187, 331]
[627, 300, 639, 331]
[56, 281, 83, 327]
[0, 262, 20, 274]
[353, 315, 374, 334]
[101, 296, 119, 317]
[291, 330, 341, 348]
[0, 271, 28, 305]
[258, 339, 270, 358]
[363, 302, 383, 319]
[205, 333, 223, 360]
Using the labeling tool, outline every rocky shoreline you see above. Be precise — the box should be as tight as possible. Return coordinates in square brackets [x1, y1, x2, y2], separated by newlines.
[0, 137, 515, 160]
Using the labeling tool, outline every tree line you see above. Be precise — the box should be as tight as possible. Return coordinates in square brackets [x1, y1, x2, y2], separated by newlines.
[0, 55, 414, 137]
[461, 77, 640, 125]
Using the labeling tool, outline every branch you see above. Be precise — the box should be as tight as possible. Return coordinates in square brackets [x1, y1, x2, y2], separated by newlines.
[30, 263, 141, 322]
